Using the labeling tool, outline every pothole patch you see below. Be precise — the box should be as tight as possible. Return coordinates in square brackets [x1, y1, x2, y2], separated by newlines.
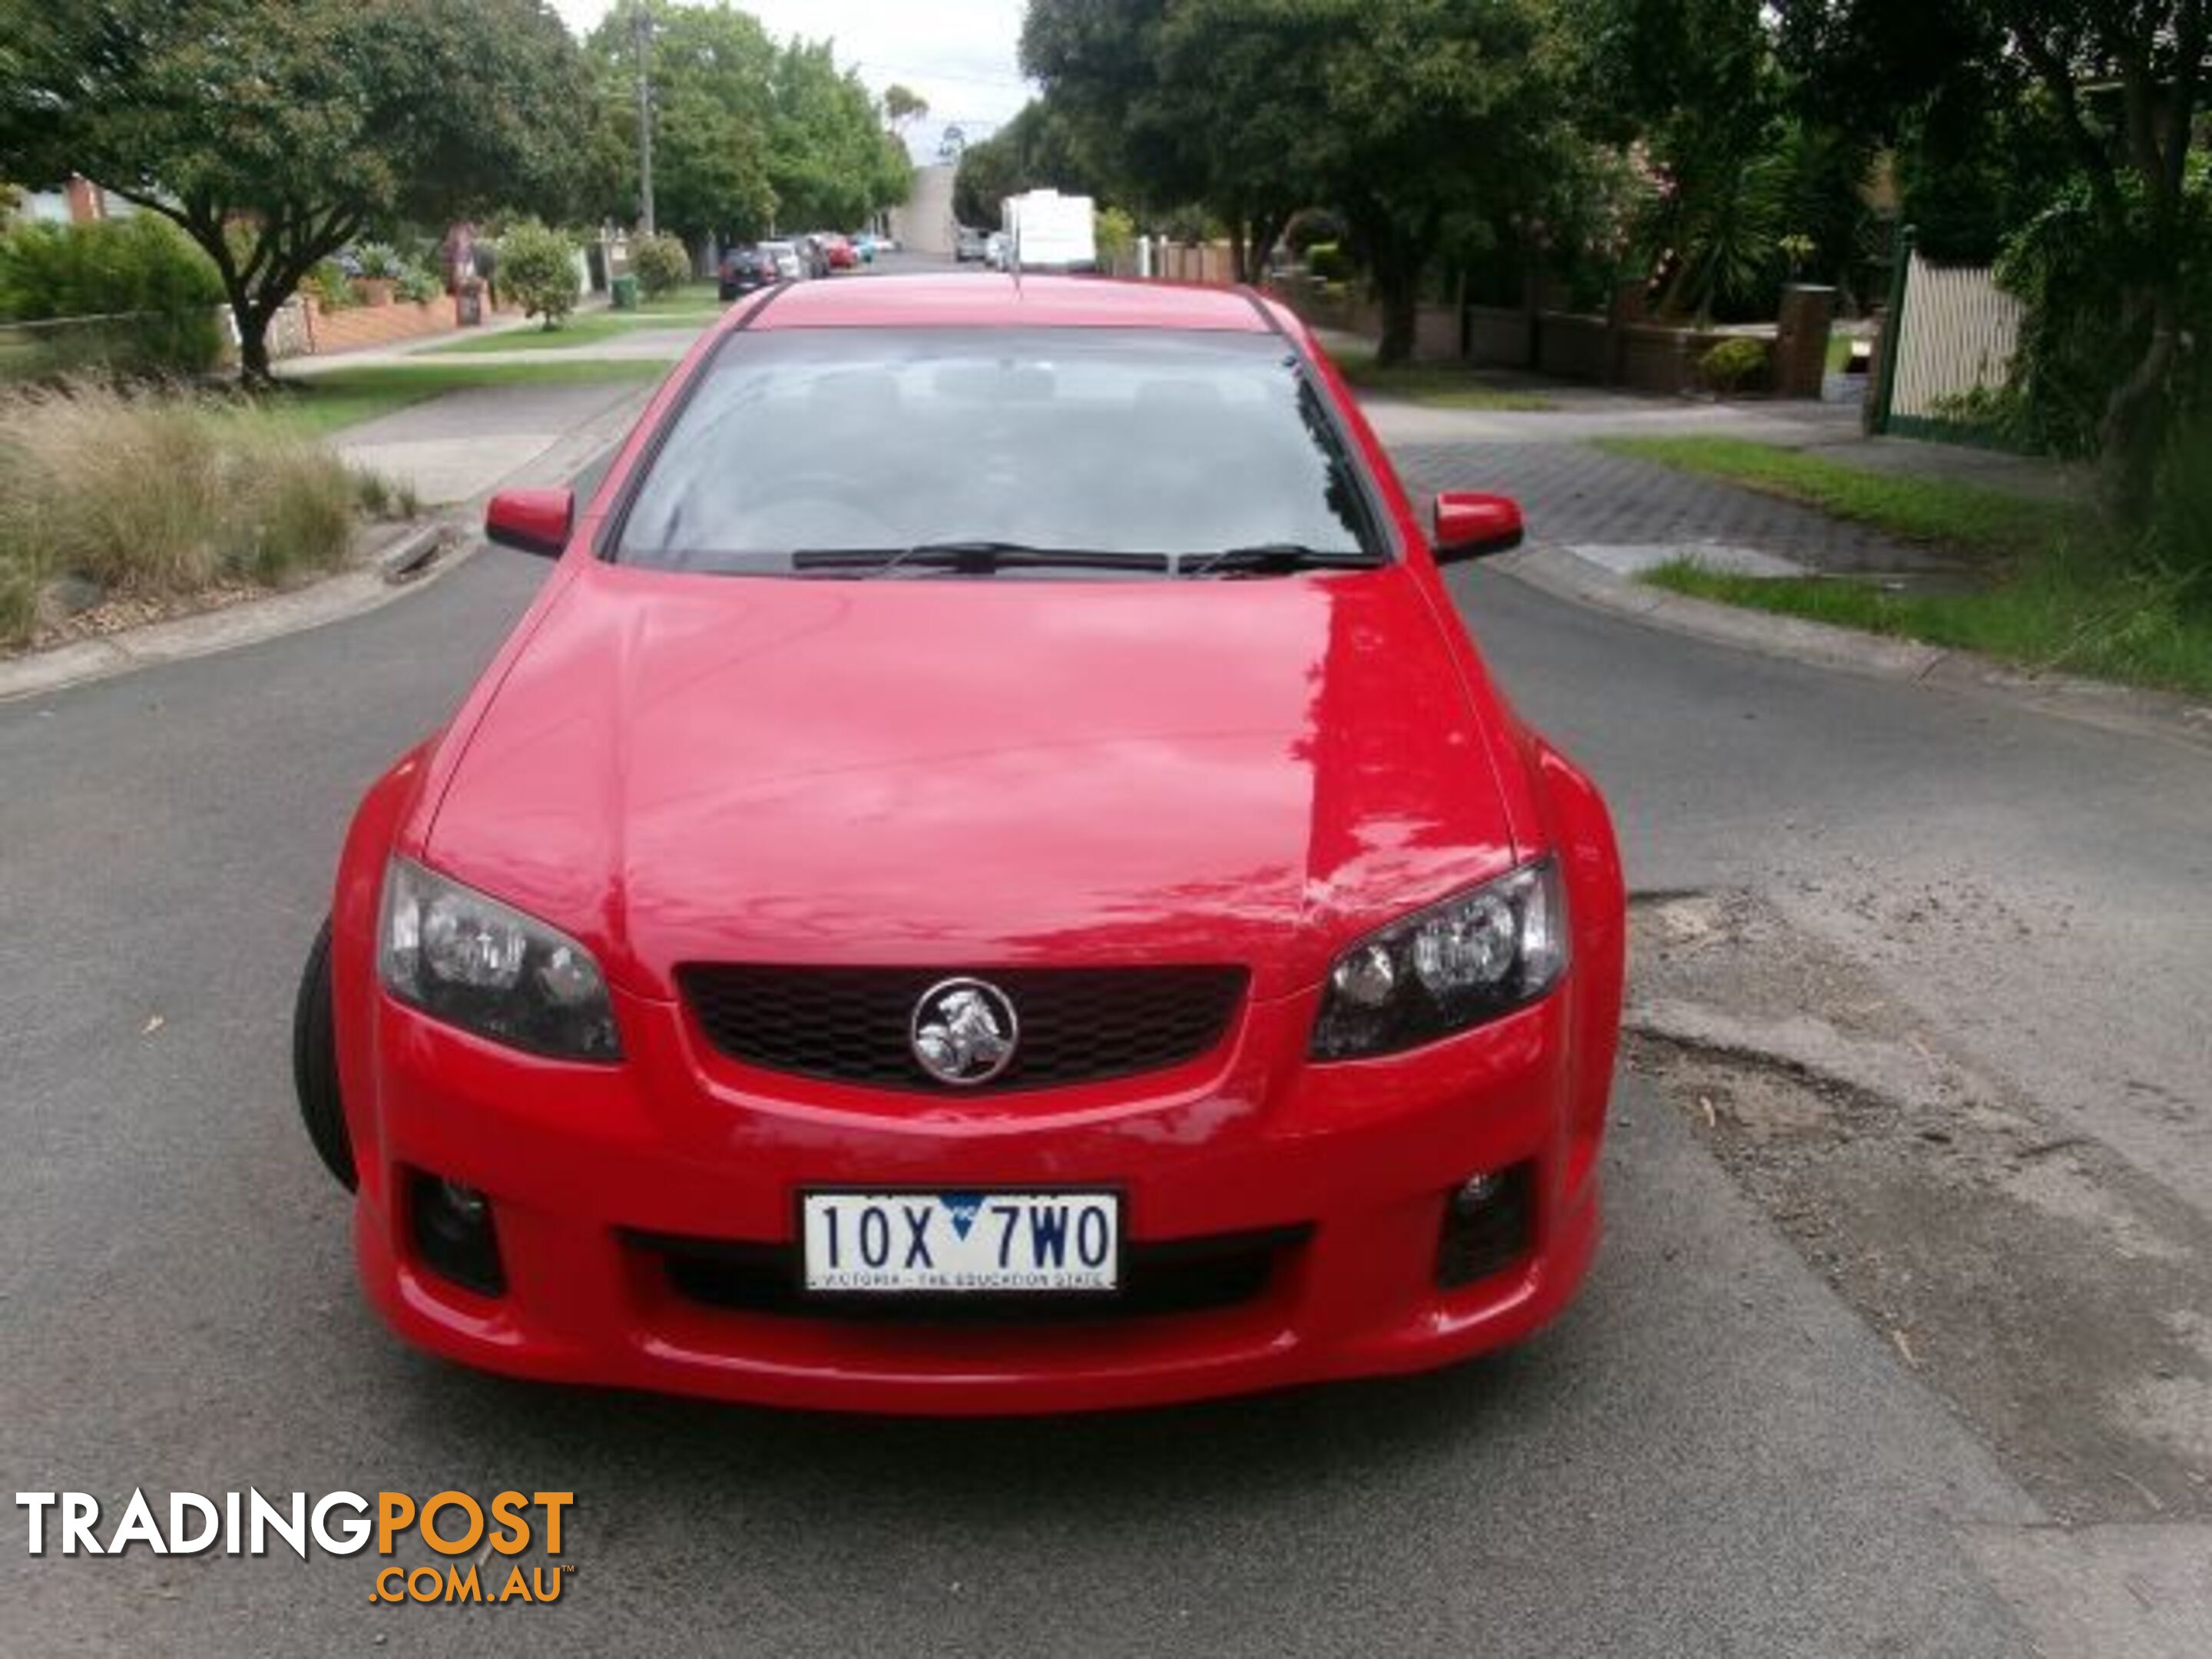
[1627, 889, 2212, 1524]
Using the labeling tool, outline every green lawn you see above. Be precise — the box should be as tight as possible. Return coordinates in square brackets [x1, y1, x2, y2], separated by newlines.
[254, 358, 671, 437]
[426, 310, 711, 355]
[1647, 556, 2212, 696]
[635, 283, 725, 316]
[1608, 435, 2212, 695]
[1331, 343, 1557, 412]
[1594, 435, 2077, 557]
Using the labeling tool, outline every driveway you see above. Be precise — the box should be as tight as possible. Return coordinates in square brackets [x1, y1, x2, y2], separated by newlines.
[2, 402, 2206, 1654]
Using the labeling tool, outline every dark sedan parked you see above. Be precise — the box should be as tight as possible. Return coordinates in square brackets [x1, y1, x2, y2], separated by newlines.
[718, 246, 778, 301]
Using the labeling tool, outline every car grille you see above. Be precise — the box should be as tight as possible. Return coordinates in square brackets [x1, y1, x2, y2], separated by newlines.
[677, 964, 1248, 1093]
[628, 1224, 1310, 1323]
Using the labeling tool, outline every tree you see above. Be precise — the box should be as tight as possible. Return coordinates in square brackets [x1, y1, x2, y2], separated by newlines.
[1566, 0, 1804, 319]
[1153, 0, 1334, 280]
[582, 1, 777, 253]
[0, 0, 588, 384]
[884, 84, 930, 134]
[952, 101, 1097, 228]
[1021, 0, 1205, 216]
[1778, 0, 2212, 508]
[1024, 0, 1572, 357]
[769, 40, 912, 230]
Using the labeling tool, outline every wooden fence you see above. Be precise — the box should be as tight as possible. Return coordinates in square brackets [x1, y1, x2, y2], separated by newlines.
[1873, 234, 2024, 440]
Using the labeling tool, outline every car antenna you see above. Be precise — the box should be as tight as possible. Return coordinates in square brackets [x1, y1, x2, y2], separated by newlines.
[1009, 208, 1022, 297]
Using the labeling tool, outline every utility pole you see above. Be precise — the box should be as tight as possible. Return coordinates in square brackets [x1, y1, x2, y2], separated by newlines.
[632, 2, 656, 236]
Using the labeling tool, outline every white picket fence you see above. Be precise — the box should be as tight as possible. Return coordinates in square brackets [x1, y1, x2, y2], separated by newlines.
[1887, 250, 2023, 427]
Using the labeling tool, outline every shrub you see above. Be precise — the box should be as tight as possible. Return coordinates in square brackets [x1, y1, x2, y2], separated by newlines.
[353, 242, 405, 280]
[1284, 208, 1349, 256]
[0, 382, 358, 644]
[1094, 206, 1135, 272]
[1699, 336, 1770, 396]
[0, 216, 224, 378]
[2143, 414, 2212, 602]
[1306, 240, 1356, 284]
[498, 220, 580, 327]
[631, 233, 693, 298]
[0, 214, 222, 320]
[394, 263, 445, 306]
[305, 260, 358, 312]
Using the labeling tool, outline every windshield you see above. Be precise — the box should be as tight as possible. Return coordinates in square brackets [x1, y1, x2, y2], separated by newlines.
[613, 328, 1386, 573]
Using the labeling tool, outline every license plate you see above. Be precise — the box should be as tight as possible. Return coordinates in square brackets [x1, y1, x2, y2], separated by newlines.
[801, 1191, 1120, 1293]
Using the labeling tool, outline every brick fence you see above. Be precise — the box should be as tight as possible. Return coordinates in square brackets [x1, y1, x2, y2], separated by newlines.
[303, 293, 521, 355]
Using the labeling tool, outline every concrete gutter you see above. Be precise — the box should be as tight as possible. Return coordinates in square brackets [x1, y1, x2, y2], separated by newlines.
[1495, 543, 2212, 755]
[0, 381, 655, 706]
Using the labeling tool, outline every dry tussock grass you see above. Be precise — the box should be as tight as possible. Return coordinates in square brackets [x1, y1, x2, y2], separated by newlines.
[0, 380, 363, 646]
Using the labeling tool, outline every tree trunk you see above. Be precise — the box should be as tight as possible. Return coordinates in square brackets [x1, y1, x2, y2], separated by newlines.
[1245, 212, 1286, 285]
[1374, 253, 1419, 366]
[2098, 285, 2181, 520]
[230, 292, 274, 388]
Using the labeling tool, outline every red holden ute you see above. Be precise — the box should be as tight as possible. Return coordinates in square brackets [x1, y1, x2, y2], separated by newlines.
[293, 274, 1624, 1414]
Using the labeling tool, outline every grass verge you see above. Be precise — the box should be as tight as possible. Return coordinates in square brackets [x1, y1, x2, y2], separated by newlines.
[1331, 343, 1556, 412]
[1646, 557, 2212, 696]
[426, 311, 712, 355]
[255, 357, 670, 437]
[1594, 435, 2080, 556]
[635, 283, 724, 316]
[1611, 437, 2212, 696]
[0, 382, 382, 646]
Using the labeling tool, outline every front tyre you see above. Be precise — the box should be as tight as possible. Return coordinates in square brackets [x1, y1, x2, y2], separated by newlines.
[292, 917, 358, 1190]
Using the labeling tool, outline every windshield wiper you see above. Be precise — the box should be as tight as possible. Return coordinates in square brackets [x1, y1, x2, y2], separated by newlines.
[791, 541, 1172, 578]
[1178, 543, 1385, 578]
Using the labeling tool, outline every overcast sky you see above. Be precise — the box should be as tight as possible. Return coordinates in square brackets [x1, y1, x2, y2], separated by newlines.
[548, 0, 1035, 155]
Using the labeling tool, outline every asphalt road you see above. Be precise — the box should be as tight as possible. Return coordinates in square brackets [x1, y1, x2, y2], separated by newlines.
[5, 439, 2204, 1651]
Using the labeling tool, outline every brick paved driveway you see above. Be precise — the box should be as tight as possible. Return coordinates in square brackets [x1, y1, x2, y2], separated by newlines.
[1390, 441, 1968, 575]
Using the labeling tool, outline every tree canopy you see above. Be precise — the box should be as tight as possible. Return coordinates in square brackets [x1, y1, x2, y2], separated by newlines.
[1022, 0, 1575, 359]
[582, 4, 909, 246]
[0, 0, 590, 381]
[1775, 0, 2212, 498]
[952, 102, 1098, 229]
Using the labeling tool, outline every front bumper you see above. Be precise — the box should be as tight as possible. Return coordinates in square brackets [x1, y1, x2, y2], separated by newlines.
[345, 979, 1604, 1414]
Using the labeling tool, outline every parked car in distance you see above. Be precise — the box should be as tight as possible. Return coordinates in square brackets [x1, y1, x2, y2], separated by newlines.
[820, 233, 857, 271]
[717, 246, 778, 300]
[848, 232, 877, 263]
[295, 273, 1625, 1416]
[759, 240, 804, 282]
[954, 225, 988, 263]
[985, 231, 1010, 271]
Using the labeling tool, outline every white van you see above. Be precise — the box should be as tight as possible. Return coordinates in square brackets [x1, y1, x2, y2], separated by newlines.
[1000, 189, 1097, 273]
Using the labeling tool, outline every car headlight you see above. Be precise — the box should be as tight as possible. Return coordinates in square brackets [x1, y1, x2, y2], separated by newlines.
[378, 858, 621, 1061]
[1311, 857, 1567, 1060]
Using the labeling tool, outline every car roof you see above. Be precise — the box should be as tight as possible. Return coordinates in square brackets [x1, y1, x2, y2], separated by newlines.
[747, 274, 1274, 333]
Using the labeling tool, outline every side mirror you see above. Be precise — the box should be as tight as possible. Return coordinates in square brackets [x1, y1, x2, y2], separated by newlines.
[1432, 492, 1525, 564]
[484, 488, 573, 558]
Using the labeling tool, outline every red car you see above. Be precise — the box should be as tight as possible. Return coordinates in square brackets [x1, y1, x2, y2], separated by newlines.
[293, 275, 1624, 1414]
